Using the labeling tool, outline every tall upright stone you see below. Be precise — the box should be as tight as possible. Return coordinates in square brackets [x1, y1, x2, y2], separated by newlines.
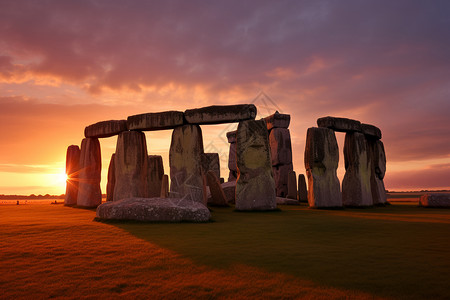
[201, 153, 220, 180]
[64, 145, 81, 206]
[304, 127, 342, 208]
[298, 174, 308, 203]
[227, 130, 238, 182]
[169, 124, 205, 203]
[342, 132, 373, 207]
[148, 155, 164, 197]
[160, 174, 169, 198]
[106, 153, 115, 202]
[287, 170, 297, 200]
[235, 119, 276, 210]
[368, 139, 387, 205]
[77, 138, 102, 208]
[114, 131, 148, 201]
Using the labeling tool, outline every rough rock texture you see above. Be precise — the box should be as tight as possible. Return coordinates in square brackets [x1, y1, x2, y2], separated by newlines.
[264, 111, 291, 131]
[96, 197, 211, 222]
[64, 145, 81, 206]
[226, 130, 237, 143]
[228, 170, 237, 182]
[287, 170, 297, 199]
[298, 174, 308, 203]
[304, 127, 342, 208]
[419, 194, 450, 207]
[114, 131, 148, 201]
[276, 197, 300, 205]
[184, 104, 257, 125]
[269, 128, 292, 166]
[317, 116, 362, 133]
[221, 181, 236, 204]
[77, 138, 102, 208]
[169, 125, 204, 203]
[235, 119, 277, 211]
[367, 139, 387, 205]
[84, 120, 127, 138]
[127, 111, 184, 131]
[228, 142, 237, 172]
[160, 174, 169, 198]
[148, 155, 164, 198]
[206, 171, 228, 206]
[201, 153, 220, 180]
[106, 153, 115, 202]
[361, 123, 382, 139]
[272, 163, 293, 197]
[342, 132, 373, 207]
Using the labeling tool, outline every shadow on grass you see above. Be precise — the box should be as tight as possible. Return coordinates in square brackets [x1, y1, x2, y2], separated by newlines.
[108, 204, 450, 300]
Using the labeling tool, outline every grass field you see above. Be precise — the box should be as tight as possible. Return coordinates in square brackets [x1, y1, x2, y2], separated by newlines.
[1, 200, 449, 299]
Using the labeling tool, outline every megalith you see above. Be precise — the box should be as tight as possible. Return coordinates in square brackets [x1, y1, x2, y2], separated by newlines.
[77, 138, 102, 208]
[342, 132, 373, 207]
[235, 119, 276, 211]
[114, 131, 148, 201]
[201, 153, 220, 180]
[148, 155, 164, 197]
[304, 127, 342, 208]
[298, 174, 308, 202]
[85, 120, 127, 138]
[227, 130, 238, 182]
[287, 170, 297, 200]
[64, 145, 81, 206]
[169, 124, 205, 203]
[184, 104, 257, 125]
[160, 174, 169, 198]
[106, 153, 115, 202]
[206, 170, 228, 206]
[368, 139, 387, 205]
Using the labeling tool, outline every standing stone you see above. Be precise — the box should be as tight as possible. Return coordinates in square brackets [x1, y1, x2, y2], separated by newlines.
[206, 171, 228, 206]
[221, 181, 236, 204]
[235, 119, 276, 210]
[304, 127, 342, 208]
[201, 153, 220, 180]
[160, 174, 169, 198]
[148, 155, 164, 197]
[226, 130, 237, 143]
[228, 143, 237, 173]
[64, 145, 81, 206]
[106, 153, 115, 202]
[77, 138, 102, 208]
[269, 128, 293, 166]
[114, 131, 148, 201]
[342, 132, 373, 207]
[272, 163, 293, 197]
[287, 170, 297, 199]
[169, 124, 204, 203]
[228, 170, 237, 182]
[298, 174, 308, 203]
[368, 139, 387, 205]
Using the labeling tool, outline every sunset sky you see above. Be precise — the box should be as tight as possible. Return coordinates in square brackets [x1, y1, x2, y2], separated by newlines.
[1, 0, 449, 195]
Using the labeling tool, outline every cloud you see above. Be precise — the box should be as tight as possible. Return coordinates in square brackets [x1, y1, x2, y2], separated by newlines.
[386, 163, 450, 191]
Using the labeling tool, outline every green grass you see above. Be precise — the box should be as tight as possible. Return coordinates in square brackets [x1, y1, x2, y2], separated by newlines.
[115, 204, 450, 299]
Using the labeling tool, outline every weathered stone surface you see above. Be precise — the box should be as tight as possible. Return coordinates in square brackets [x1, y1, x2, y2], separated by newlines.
[169, 125, 204, 203]
[106, 153, 115, 202]
[228, 170, 237, 182]
[160, 174, 169, 198]
[272, 163, 293, 197]
[368, 139, 387, 205]
[235, 119, 277, 211]
[419, 194, 450, 207]
[264, 111, 291, 131]
[114, 131, 148, 201]
[287, 170, 297, 199]
[206, 171, 228, 206]
[226, 130, 237, 143]
[96, 197, 211, 222]
[127, 111, 184, 131]
[361, 123, 382, 139]
[276, 197, 300, 205]
[201, 153, 220, 180]
[298, 174, 308, 203]
[304, 127, 342, 208]
[77, 138, 102, 208]
[221, 181, 236, 204]
[64, 145, 80, 206]
[342, 132, 373, 207]
[317, 116, 362, 133]
[184, 104, 257, 125]
[228, 142, 237, 172]
[269, 128, 292, 166]
[148, 155, 164, 198]
[84, 120, 127, 138]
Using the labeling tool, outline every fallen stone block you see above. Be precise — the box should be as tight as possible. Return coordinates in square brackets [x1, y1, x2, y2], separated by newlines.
[206, 171, 228, 206]
[184, 104, 257, 125]
[64, 145, 81, 206]
[317, 116, 362, 133]
[264, 111, 290, 131]
[96, 197, 211, 222]
[127, 111, 184, 131]
[419, 194, 450, 208]
[276, 197, 300, 205]
[84, 120, 127, 138]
